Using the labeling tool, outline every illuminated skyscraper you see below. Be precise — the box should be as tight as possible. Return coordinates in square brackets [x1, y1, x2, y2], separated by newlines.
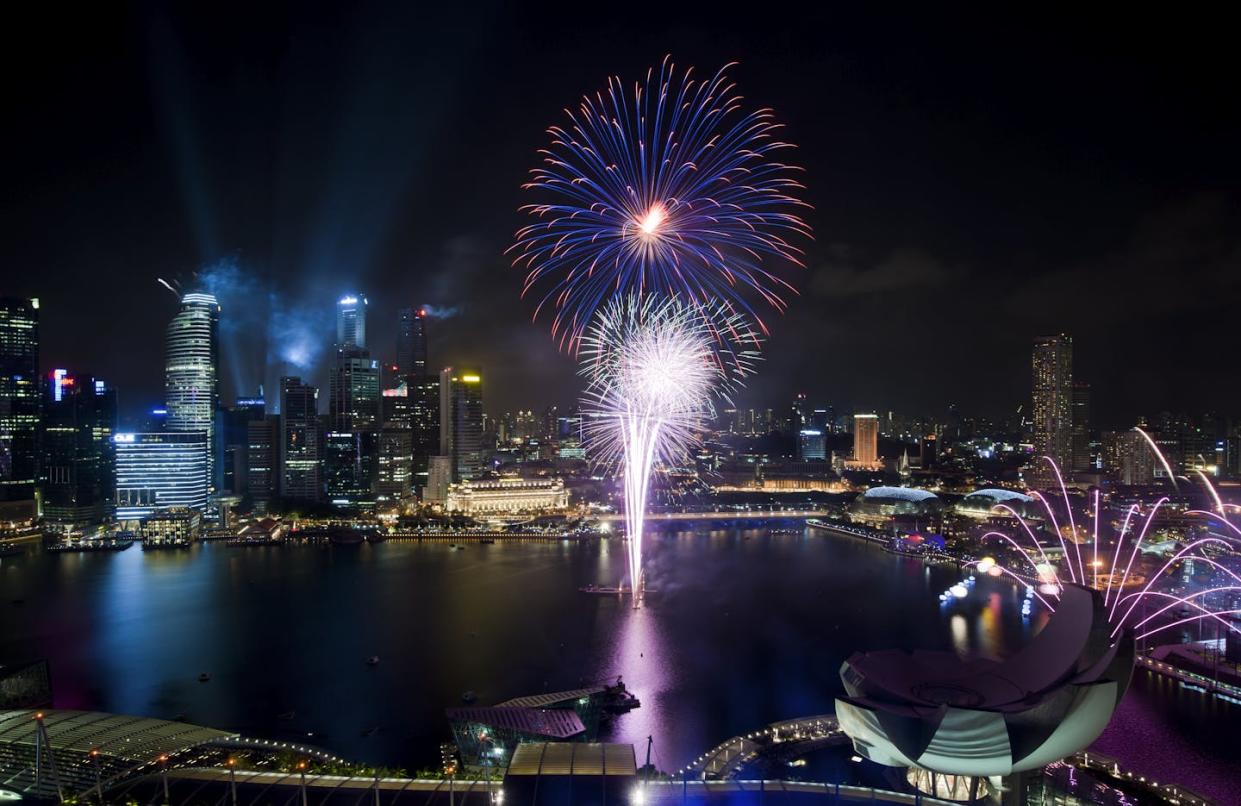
[410, 373, 440, 489]
[280, 376, 321, 502]
[246, 415, 279, 511]
[798, 429, 826, 461]
[114, 432, 208, 521]
[336, 294, 367, 350]
[164, 292, 220, 486]
[40, 371, 116, 531]
[397, 307, 428, 376]
[852, 413, 879, 466]
[0, 297, 39, 505]
[439, 367, 484, 481]
[328, 351, 380, 431]
[1070, 382, 1092, 472]
[1032, 334, 1073, 482]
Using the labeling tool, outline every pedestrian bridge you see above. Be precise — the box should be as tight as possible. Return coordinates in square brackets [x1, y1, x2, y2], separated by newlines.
[679, 715, 848, 779]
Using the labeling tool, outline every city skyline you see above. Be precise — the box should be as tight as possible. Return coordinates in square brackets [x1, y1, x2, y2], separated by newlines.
[3, 5, 1238, 421]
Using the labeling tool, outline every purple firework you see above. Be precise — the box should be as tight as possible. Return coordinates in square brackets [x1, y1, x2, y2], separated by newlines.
[509, 56, 812, 351]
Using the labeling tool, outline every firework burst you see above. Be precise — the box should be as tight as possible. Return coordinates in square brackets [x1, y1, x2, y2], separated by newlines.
[510, 55, 812, 350]
[579, 295, 760, 602]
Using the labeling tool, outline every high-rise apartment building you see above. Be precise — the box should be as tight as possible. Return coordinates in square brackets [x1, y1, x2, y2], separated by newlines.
[40, 370, 116, 531]
[0, 297, 40, 505]
[280, 377, 321, 502]
[165, 292, 220, 487]
[1031, 334, 1073, 482]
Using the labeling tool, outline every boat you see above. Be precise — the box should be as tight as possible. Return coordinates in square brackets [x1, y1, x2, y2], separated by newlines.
[479, 538, 495, 545]
[198, 672, 212, 683]
[361, 725, 379, 737]
[329, 528, 365, 546]
[46, 538, 135, 553]
[461, 690, 477, 703]
[366, 655, 380, 666]
[277, 711, 297, 721]
[578, 584, 658, 596]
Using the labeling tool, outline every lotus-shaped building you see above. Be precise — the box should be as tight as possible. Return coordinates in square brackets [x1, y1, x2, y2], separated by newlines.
[835, 585, 1133, 778]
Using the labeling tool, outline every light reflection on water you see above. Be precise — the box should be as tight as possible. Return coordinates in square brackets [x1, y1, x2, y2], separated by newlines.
[0, 527, 1236, 799]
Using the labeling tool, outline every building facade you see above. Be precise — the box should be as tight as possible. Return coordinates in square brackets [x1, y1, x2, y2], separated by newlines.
[848, 413, 880, 469]
[0, 297, 39, 505]
[164, 292, 220, 487]
[440, 367, 484, 481]
[396, 307, 428, 376]
[279, 377, 321, 502]
[40, 371, 116, 532]
[114, 432, 208, 522]
[444, 476, 569, 515]
[1031, 334, 1073, 482]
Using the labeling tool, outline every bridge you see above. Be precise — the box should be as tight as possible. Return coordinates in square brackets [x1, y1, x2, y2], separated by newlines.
[679, 715, 848, 779]
[596, 509, 835, 523]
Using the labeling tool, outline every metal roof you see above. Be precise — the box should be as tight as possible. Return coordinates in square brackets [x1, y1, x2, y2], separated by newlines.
[507, 742, 636, 776]
[445, 707, 585, 739]
[0, 709, 235, 762]
[495, 686, 605, 709]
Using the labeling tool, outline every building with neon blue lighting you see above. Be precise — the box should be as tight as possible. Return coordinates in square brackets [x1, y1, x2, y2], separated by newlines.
[114, 432, 208, 522]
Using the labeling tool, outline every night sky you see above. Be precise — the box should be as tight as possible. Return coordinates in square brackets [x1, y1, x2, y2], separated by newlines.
[4, 3, 1238, 426]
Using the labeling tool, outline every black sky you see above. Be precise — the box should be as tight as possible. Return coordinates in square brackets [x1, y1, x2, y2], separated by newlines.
[4, 3, 1238, 426]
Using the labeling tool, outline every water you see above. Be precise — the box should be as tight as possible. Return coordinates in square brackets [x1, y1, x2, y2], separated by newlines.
[2, 527, 1238, 797]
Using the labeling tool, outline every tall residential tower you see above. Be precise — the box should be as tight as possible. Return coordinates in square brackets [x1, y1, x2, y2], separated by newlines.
[1031, 334, 1073, 483]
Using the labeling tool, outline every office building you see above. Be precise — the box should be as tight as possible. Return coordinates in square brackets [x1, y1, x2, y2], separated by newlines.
[279, 377, 321, 502]
[40, 371, 117, 532]
[797, 428, 826, 461]
[410, 373, 440, 489]
[164, 292, 220, 486]
[424, 455, 453, 503]
[0, 297, 39, 505]
[328, 351, 380, 431]
[324, 431, 377, 509]
[440, 367, 484, 481]
[114, 432, 209, 522]
[246, 415, 280, 511]
[397, 307, 428, 376]
[218, 396, 265, 495]
[1070, 382, 1092, 472]
[138, 507, 202, 545]
[1031, 334, 1073, 482]
[376, 426, 414, 502]
[336, 294, 367, 350]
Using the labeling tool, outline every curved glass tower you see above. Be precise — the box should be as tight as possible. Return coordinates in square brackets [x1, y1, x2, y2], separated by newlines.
[164, 292, 219, 488]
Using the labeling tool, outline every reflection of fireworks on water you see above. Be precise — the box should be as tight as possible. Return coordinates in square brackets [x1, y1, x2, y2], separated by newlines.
[579, 295, 759, 603]
[975, 439, 1241, 642]
[509, 56, 811, 350]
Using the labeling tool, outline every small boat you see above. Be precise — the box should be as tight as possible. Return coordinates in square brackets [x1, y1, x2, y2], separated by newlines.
[366, 655, 380, 666]
[479, 539, 495, 545]
[461, 690, 477, 703]
[277, 711, 297, 721]
[361, 725, 379, 737]
[198, 672, 212, 683]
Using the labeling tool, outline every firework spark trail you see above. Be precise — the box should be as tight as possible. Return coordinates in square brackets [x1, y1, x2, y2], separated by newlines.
[510, 56, 812, 351]
[983, 454, 1241, 641]
[579, 295, 759, 604]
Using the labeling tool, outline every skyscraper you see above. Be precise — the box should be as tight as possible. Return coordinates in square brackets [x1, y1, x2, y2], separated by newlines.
[0, 297, 39, 505]
[280, 376, 321, 502]
[336, 294, 367, 350]
[798, 428, 826, 461]
[397, 307, 428, 376]
[40, 371, 116, 532]
[1070, 382, 1092, 472]
[246, 414, 280, 512]
[218, 396, 266, 495]
[1032, 334, 1073, 482]
[165, 292, 220, 487]
[852, 413, 879, 466]
[439, 367, 484, 481]
[328, 352, 381, 431]
[410, 373, 440, 490]
[114, 432, 208, 521]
